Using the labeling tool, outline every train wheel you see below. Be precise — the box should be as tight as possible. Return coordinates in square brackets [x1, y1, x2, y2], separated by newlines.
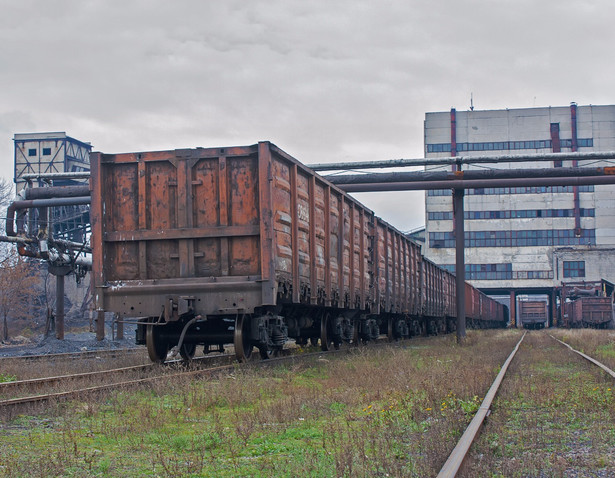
[320, 313, 334, 351]
[179, 343, 197, 361]
[234, 314, 254, 362]
[146, 321, 168, 363]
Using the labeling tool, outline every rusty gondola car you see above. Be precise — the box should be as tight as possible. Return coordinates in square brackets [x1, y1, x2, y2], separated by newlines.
[90, 142, 507, 363]
[519, 300, 549, 329]
[560, 281, 614, 329]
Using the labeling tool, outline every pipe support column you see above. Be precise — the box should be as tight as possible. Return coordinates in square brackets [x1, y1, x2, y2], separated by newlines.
[453, 187, 466, 342]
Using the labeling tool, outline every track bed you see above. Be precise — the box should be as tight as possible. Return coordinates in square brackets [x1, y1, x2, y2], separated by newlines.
[458, 331, 615, 476]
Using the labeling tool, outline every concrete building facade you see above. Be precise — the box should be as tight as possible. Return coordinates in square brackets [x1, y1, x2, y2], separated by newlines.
[423, 104, 615, 298]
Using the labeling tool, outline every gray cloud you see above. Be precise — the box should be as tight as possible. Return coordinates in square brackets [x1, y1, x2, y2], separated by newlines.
[1, 0, 614, 229]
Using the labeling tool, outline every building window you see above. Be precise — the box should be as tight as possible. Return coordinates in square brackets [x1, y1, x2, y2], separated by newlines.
[563, 261, 585, 278]
[42, 147, 51, 155]
[460, 208, 596, 220]
[427, 185, 595, 197]
[28, 148, 37, 156]
[429, 229, 595, 249]
[426, 138, 593, 154]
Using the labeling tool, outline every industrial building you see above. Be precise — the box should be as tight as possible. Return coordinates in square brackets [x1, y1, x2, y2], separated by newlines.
[423, 104, 615, 324]
[12, 132, 93, 337]
[13, 132, 92, 241]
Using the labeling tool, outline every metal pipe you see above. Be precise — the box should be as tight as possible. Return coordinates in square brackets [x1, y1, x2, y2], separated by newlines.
[335, 175, 615, 193]
[21, 172, 91, 181]
[327, 166, 615, 186]
[0, 235, 36, 245]
[6, 197, 91, 237]
[308, 151, 615, 171]
[24, 185, 90, 200]
[47, 251, 92, 268]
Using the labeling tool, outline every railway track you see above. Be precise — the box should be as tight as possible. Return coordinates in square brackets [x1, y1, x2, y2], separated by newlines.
[0, 340, 370, 418]
[0, 347, 143, 363]
[438, 331, 615, 477]
[0, 352, 242, 415]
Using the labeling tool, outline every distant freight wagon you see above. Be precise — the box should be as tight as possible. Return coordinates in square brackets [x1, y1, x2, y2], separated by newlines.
[518, 300, 548, 329]
[90, 142, 507, 362]
[560, 281, 614, 329]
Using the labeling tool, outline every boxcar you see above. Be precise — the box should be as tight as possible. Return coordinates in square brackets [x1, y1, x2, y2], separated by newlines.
[519, 301, 548, 329]
[90, 142, 506, 362]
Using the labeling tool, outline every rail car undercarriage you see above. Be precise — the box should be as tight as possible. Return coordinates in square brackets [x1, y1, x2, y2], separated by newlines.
[136, 309, 454, 363]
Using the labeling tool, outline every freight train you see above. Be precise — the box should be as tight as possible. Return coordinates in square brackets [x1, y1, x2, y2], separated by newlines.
[90, 142, 508, 362]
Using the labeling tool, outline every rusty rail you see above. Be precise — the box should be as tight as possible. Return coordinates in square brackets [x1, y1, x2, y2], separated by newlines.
[437, 332, 526, 477]
[550, 335, 615, 379]
[0, 347, 141, 362]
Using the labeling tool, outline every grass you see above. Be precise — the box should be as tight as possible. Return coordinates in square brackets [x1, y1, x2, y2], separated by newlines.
[551, 328, 615, 371]
[0, 330, 525, 477]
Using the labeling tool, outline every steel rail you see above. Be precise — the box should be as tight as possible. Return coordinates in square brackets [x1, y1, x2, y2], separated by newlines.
[550, 335, 615, 379]
[0, 337, 413, 411]
[0, 363, 155, 393]
[0, 354, 236, 409]
[0, 347, 141, 362]
[0, 346, 346, 411]
[437, 332, 527, 478]
[0, 363, 238, 409]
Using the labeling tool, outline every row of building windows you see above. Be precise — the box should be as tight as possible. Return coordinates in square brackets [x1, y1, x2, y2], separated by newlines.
[428, 185, 595, 196]
[430, 229, 595, 248]
[428, 208, 595, 221]
[441, 261, 583, 280]
[440, 263, 553, 280]
[468, 263, 512, 280]
[513, 270, 554, 280]
[28, 148, 52, 156]
[426, 138, 593, 153]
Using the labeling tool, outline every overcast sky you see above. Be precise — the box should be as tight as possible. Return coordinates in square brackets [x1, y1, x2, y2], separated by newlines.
[1, 0, 614, 230]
